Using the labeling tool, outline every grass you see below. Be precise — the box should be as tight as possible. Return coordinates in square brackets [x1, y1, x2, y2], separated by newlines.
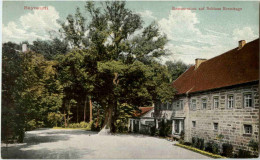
[175, 143, 226, 159]
[52, 127, 91, 131]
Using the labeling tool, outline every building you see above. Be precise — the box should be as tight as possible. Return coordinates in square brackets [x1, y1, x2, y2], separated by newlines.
[129, 107, 154, 134]
[156, 39, 259, 152]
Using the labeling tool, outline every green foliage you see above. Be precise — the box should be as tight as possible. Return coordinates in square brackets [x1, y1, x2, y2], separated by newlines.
[205, 141, 219, 154]
[222, 143, 233, 158]
[2, 43, 63, 142]
[216, 134, 224, 140]
[31, 38, 68, 60]
[48, 112, 63, 127]
[165, 61, 191, 82]
[66, 121, 92, 130]
[175, 143, 225, 159]
[191, 137, 204, 150]
[235, 149, 252, 158]
[248, 139, 258, 152]
[158, 120, 172, 137]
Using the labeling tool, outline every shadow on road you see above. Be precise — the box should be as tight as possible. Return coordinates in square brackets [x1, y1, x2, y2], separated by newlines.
[1, 128, 97, 159]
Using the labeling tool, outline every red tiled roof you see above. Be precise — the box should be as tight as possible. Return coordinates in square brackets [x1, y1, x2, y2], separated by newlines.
[134, 107, 154, 117]
[172, 38, 259, 95]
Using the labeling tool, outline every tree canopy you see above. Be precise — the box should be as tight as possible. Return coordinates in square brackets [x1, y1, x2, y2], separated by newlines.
[2, 1, 190, 142]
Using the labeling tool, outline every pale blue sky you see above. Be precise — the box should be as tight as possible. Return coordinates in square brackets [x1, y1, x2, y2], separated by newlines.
[2, 1, 259, 64]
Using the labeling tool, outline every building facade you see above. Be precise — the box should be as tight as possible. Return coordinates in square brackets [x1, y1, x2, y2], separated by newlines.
[156, 39, 259, 153]
[129, 107, 154, 133]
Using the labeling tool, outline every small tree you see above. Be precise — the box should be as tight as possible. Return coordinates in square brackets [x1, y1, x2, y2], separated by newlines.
[47, 112, 63, 127]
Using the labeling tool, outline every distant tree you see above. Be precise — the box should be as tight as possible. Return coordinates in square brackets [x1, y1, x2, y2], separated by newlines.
[31, 38, 69, 60]
[165, 61, 191, 81]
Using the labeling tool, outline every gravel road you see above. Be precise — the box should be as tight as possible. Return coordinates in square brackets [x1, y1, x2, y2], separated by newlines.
[1, 128, 210, 159]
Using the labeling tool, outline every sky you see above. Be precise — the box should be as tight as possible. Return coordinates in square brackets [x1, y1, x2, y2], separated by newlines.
[2, 1, 259, 64]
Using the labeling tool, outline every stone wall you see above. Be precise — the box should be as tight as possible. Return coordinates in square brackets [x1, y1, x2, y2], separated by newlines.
[156, 83, 259, 153]
[186, 83, 259, 153]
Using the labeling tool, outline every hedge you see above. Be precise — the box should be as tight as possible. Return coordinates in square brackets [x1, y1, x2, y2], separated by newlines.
[175, 143, 226, 159]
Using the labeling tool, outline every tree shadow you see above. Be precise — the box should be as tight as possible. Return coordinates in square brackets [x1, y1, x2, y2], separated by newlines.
[42, 129, 98, 136]
[1, 128, 97, 159]
[1, 145, 94, 159]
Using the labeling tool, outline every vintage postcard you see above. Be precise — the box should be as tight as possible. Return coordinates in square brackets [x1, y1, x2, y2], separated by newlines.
[1, 0, 259, 159]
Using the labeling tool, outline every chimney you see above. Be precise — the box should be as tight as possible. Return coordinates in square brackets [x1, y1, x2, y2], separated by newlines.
[238, 40, 246, 49]
[195, 58, 207, 69]
[22, 44, 28, 52]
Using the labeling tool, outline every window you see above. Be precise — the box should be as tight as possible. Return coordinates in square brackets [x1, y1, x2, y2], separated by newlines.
[180, 100, 184, 110]
[163, 103, 167, 110]
[191, 99, 196, 110]
[192, 121, 196, 127]
[213, 97, 219, 109]
[244, 93, 253, 108]
[202, 98, 207, 109]
[244, 125, 252, 134]
[168, 102, 172, 110]
[213, 123, 218, 131]
[176, 101, 180, 108]
[227, 95, 234, 109]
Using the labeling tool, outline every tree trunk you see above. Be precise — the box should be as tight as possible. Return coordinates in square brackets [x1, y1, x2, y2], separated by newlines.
[77, 105, 79, 123]
[96, 109, 100, 128]
[64, 109, 67, 128]
[98, 102, 114, 135]
[98, 73, 119, 135]
[67, 103, 70, 126]
[89, 97, 93, 122]
[84, 95, 87, 122]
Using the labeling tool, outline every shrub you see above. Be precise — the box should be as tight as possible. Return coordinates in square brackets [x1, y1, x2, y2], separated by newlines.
[248, 139, 259, 152]
[205, 141, 213, 153]
[235, 149, 252, 158]
[178, 131, 185, 144]
[47, 112, 63, 127]
[198, 138, 204, 150]
[183, 142, 192, 146]
[205, 141, 219, 154]
[192, 137, 197, 147]
[150, 126, 156, 136]
[175, 143, 225, 158]
[222, 143, 233, 157]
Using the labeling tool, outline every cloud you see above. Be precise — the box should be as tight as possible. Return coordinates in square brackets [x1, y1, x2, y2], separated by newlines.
[232, 27, 258, 42]
[3, 6, 60, 43]
[157, 8, 237, 64]
[158, 8, 200, 42]
[137, 10, 156, 20]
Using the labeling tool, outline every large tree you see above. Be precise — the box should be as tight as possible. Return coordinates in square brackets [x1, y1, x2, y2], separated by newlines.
[83, 2, 172, 133]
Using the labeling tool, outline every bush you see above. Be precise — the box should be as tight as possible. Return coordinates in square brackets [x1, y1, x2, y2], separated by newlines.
[192, 137, 197, 147]
[175, 143, 225, 158]
[183, 142, 192, 146]
[150, 126, 156, 136]
[205, 141, 219, 154]
[222, 143, 233, 157]
[198, 138, 204, 150]
[191, 137, 204, 150]
[66, 121, 92, 130]
[248, 139, 259, 152]
[178, 131, 185, 144]
[235, 149, 252, 158]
